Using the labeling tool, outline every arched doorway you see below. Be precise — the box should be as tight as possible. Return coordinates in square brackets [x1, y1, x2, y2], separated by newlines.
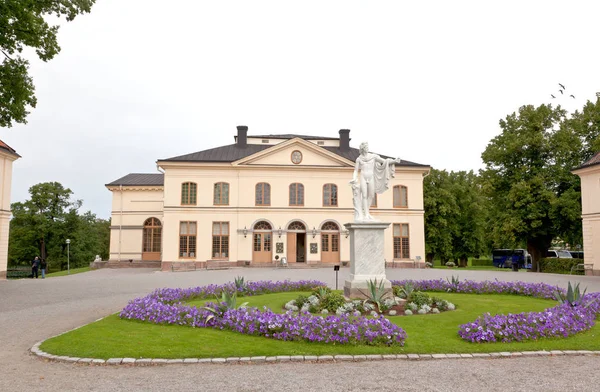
[252, 221, 273, 263]
[320, 221, 340, 263]
[286, 221, 306, 263]
[142, 218, 162, 261]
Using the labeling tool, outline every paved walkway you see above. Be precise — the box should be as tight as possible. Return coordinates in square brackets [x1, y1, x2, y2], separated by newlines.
[2, 267, 600, 392]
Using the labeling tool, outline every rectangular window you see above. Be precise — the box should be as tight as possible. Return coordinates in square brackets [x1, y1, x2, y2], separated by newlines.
[181, 182, 197, 205]
[323, 184, 338, 206]
[393, 223, 410, 259]
[212, 222, 229, 259]
[289, 183, 304, 206]
[253, 233, 262, 252]
[179, 221, 197, 258]
[255, 183, 270, 206]
[331, 234, 339, 252]
[214, 183, 229, 205]
[393, 186, 408, 208]
[321, 234, 329, 252]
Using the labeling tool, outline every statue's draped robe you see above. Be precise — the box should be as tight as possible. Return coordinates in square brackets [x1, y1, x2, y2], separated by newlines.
[373, 157, 395, 195]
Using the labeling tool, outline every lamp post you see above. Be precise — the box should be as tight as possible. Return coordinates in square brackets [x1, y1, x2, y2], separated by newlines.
[66, 239, 71, 275]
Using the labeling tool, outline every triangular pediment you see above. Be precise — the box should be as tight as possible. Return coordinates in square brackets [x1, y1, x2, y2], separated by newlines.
[233, 138, 354, 167]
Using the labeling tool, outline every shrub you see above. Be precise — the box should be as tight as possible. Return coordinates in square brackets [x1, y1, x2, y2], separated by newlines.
[320, 292, 346, 313]
[407, 291, 432, 307]
[539, 258, 583, 275]
[471, 258, 494, 267]
[295, 294, 310, 309]
[393, 282, 414, 299]
[445, 261, 456, 267]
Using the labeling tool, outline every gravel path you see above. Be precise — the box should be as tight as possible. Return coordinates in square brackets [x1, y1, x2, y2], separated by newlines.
[2, 267, 600, 392]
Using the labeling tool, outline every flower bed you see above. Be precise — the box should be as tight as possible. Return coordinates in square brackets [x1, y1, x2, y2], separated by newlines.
[119, 280, 407, 346]
[458, 295, 600, 342]
[391, 279, 600, 343]
[391, 279, 560, 299]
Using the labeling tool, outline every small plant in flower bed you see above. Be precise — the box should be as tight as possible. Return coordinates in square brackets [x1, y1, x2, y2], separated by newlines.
[120, 279, 407, 347]
[403, 291, 455, 316]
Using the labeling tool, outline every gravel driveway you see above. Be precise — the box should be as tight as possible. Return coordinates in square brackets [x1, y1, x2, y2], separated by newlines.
[2, 267, 600, 392]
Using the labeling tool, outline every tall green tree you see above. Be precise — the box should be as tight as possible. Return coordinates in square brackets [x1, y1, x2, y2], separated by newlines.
[424, 169, 457, 263]
[0, 0, 95, 127]
[424, 169, 487, 265]
[8, 181, 109, 269]
[480, 100, 599, 270]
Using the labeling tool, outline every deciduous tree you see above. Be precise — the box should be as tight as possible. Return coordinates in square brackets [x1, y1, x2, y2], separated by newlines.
[0, 0, 95, 127]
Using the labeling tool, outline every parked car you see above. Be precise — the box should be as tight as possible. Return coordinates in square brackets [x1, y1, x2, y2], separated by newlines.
[569, 251, 584, 259]
[492, 249, 532, 269]
[545, 250, 573, 258]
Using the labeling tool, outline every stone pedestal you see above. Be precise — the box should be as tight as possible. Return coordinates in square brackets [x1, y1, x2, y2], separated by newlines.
[343, 222, 393, 299]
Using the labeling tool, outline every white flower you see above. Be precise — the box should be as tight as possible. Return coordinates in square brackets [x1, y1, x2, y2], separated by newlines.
[404, 310, 413, 315]
[408, 302, 418, 311]
[417, 309, 427, 315]
[321, 309, 329, 315]
[389, 310, 397, 316]
[370, 311, 378, 317]
[447, 303, 455, 310]
[432, 308, 440, 314]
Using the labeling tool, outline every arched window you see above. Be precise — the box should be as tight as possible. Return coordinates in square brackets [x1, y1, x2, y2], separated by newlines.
[323, 184, 338, 206]
[181, 182, 197, 205]
[289, 183, 304, 206]
[321, 221, 339, 231]
[254, 221, 272, 230]
[393, 185, 408, 208]
[255, 183, 271, 206]
[214, 182, 229, 205]
[288, 221, 306, 231]
[142, 218, 162, 253]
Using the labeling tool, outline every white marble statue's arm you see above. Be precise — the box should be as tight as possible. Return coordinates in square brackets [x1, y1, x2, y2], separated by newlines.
[350, 158, 360, 184]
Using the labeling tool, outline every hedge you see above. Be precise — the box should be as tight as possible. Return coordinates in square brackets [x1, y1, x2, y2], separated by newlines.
[539, 258, 584, 275]
[471, 258, 494, 266]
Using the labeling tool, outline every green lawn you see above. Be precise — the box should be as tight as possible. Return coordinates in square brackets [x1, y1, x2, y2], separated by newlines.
[40, 291, 600, 359]
[46, 267, 92, 278]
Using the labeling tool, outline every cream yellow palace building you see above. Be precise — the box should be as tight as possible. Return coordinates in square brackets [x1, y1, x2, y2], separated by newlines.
[0, 140, 19, 280]
[573, 151, 600, 276]
[104, 127, 430, 271]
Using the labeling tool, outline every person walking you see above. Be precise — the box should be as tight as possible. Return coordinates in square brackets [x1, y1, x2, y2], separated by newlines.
[31, 256, 40, 279]
[40, 259, 47, 279]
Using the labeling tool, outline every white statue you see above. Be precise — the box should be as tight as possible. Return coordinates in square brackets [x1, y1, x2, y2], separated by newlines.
[350, 142, 401, 221]
[94, 255, 102, 262]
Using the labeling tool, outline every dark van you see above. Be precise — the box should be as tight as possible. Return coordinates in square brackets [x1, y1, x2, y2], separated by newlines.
[492, 249, 532, 269]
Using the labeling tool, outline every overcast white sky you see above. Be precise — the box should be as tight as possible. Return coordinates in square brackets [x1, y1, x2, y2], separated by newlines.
[2, 0, 599, 219]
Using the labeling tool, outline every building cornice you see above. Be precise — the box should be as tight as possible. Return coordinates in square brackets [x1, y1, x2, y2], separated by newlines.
[106, 186, 164, 192]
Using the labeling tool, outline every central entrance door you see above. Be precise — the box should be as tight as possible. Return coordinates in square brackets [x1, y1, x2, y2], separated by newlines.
[252, 221, 273, 263]
[320, 221, 340, 263]
[286, 221, 306, 263]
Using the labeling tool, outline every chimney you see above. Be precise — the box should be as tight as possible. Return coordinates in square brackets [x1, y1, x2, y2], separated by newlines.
[339, 129, 350, 151]
[237, 125, 248, 147]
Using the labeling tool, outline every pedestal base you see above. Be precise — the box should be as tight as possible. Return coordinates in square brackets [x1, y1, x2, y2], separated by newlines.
[343, 221, 392, 300]
[344, 278, 393, 300]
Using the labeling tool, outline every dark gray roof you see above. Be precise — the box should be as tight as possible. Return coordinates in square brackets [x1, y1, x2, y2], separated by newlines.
[574, 151, 600, 170]
[322, 147, 427, 167]
[106, 173, 164, 186]
[160, 139, 428, 167]
[161, 143, 271, 162]
[243, 134, 340, 141]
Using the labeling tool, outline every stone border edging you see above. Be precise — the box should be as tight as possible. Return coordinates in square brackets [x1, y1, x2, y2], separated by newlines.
[30, 341, 600, 365]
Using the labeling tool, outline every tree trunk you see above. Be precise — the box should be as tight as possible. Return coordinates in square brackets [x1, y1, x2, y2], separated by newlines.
[458, 256, 468, 268]
[527, 237, 552, 272]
